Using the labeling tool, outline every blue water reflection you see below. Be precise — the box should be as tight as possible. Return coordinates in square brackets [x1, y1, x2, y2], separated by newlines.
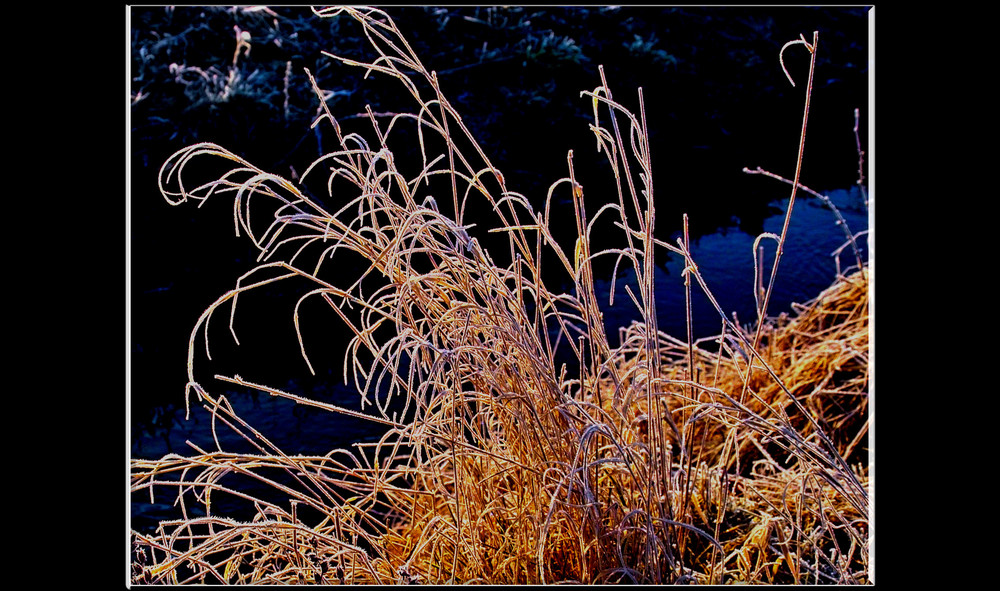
[593, 186, 869, 344]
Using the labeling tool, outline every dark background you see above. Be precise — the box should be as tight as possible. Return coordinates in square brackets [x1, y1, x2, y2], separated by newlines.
[129, 6, 870, 460]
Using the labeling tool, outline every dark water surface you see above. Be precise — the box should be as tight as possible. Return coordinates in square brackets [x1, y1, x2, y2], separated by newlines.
[129, 6, 871, 529]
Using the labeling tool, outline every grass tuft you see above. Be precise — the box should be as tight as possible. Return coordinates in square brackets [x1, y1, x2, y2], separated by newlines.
[131, 6, 870, 584]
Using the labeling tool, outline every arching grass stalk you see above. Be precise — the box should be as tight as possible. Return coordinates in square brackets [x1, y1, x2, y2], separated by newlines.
[748, 31, 819, 368]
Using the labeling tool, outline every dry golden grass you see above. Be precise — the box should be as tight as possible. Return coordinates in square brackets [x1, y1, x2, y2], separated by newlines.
[131, 7, 870, 584]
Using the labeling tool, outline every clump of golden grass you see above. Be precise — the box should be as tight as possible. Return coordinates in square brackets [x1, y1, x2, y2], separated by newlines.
[131, 7, 869, 584]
